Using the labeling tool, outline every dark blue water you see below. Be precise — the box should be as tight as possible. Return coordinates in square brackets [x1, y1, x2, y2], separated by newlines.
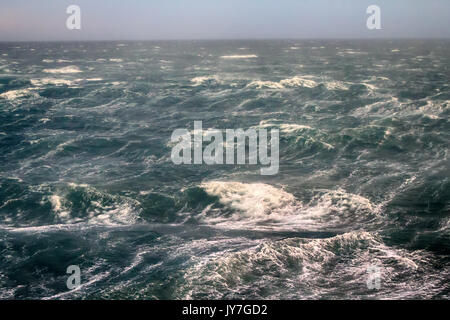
[0, 40, 449, 299]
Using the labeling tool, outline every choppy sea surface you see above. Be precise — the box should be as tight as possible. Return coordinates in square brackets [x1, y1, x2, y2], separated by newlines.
[0, 40, 449, 299]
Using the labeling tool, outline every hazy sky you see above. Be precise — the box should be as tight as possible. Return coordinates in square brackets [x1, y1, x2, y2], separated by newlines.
[1, 0, 449, 41]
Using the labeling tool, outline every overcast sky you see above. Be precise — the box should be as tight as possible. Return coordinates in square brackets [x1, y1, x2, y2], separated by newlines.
[1, 0, 449, 41]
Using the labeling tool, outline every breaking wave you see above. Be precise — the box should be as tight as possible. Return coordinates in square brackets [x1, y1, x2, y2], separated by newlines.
[191, 75, 221, 86]
[247, 76, 349, 90]
[178, 231, 439, 299]
[196, 181, 379, 231]
[42, 66, 82, 74]
[220, 55, 258, 59]
[48, 183, 140, 225]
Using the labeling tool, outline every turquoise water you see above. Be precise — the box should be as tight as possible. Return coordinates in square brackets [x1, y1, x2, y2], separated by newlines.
[0, 40, 449, 299]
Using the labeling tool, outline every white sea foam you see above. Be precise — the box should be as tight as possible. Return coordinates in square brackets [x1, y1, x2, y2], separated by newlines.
[0, 89, 36, 100]
[31, 78, 75, 86]
[201, 181, 296, 220]
[362, 83, 378, 91]
[338, 49, 366, 56]
[31, 78, 102, 87]
[253, 120, 334, 150]
[247, 76, 318, 89]
[247, 76, 349, 91]
[279, 123, 313, 132]
[246, 80, 284, 89]
[280, 76, 317, 88]
[42, 66, 82, 74]
[256, 120, 313, 132]
[198, 181, 378, 231]
[49, 195, 70, 219]
[297, 189, 380, 227]
[220, 55, 258, 59]
[179, 231, 428, 299]
[324, 81, 349, 90]
[48, 183, 139, 225]
[190, 75, 220, 86]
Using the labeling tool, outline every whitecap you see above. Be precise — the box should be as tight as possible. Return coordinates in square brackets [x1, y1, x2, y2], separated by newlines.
[31, 78, 75, 86]
[197, 181, 378, 231]
[190, 75, 220, 86]
[31, 77, 102, 87]
[246, 80, 284, 89]
[246, 76, 318, 89]
[178, 231, 428, 299]
[42, 66, 82, 74]
[0, 89, 36, 100]
[48, 183, 139, 226]
[220, 55, 258, 59]
[324, 81, 349, 90]
[280, 76, 317, 88]
[256, 120, 313, 132]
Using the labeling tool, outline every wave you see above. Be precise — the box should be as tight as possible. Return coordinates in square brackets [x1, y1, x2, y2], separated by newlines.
[196, 181, 379, 231]
[42, 59, 73, 63]
[246, 76, 349, 91]
[200, 181, 296, 220]
[246, 80, 284, 89]
[31, 78, 76, 86]
[177, 231, 436, 299]
[220, 55, 258, 59]
[0, 88, 37, 100]
[247, 76, 317, 89]
[190, 75, 220, 86]
[31, 78, 103, 87]
[42, 66, 82, 74]
[256, 120, 313, 132]
[48, 183, 139, 226]
[254, 120, 335, 151]
[325, 81, 349, 90]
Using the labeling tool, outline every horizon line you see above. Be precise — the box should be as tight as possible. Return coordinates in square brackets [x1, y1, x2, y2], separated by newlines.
[2, 37, 450, 43]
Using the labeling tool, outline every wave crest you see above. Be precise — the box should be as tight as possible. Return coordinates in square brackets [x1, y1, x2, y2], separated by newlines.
[178, 231, 431, 299]
[42, 66, 82, 74]
[197, 181, 379, 231]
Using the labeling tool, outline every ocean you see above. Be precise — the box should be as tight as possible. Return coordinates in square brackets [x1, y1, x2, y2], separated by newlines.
[0, 40, 448, 299]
